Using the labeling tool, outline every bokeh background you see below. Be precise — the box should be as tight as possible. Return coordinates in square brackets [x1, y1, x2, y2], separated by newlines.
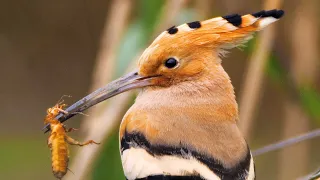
[1, 0, 320, 180]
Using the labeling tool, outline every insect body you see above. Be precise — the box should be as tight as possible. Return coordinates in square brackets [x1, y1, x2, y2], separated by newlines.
[44, 103, 100, 179]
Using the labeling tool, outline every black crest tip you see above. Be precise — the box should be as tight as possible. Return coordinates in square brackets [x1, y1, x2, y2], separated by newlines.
[273, 9, 284, 19]
[252, 9, 284, 19]
[222, 14, 242, 27]
[187, 21, 201, 29]
[167, 26, 178, 34]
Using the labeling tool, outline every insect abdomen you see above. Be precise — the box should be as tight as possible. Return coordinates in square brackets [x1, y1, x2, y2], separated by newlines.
[51, 133, 69, 179]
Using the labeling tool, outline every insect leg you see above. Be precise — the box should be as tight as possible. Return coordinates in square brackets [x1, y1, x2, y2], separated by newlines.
[56, 108, 69, 115]
[67, 168, 75, 175]
[71, 111, 89, 116]
[56, 95, 72, 105]
[47, 132, 56, 148]
[65, 136, 100, 146]
[66, 128, 79, 133]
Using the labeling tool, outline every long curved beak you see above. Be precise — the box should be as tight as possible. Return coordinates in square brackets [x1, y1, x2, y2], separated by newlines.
[42, 71, 158, 133]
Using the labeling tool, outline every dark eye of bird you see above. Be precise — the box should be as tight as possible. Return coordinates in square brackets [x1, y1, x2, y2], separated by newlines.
[164, 58, 178, 68]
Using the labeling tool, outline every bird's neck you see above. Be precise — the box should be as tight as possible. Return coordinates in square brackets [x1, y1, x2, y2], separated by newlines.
[138, 64, 239, 122]
[131, 64, 248, 168]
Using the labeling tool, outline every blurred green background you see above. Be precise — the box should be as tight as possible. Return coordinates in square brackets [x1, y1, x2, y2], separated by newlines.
[1, 0, 320, 180]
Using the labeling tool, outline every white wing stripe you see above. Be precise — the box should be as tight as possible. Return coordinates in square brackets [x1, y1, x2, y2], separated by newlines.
[122, 147, 221, 180]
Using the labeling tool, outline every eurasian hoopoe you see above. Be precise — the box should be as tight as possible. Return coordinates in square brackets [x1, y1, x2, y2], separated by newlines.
[43, 9, 284, 180]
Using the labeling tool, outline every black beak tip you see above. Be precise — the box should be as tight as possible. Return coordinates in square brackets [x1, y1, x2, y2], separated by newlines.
[42, 124, 50, 133]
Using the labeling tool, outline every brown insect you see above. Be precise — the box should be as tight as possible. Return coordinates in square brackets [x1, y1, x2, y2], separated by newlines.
[44, 100, 100, 179]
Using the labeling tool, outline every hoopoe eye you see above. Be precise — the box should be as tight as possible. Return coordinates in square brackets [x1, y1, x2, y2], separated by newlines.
[164, 58, 178, 69]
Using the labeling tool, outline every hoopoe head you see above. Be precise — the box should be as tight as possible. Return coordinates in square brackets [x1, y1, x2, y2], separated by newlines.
[44, 104, 66, 125]
[137, 9, 284, 87]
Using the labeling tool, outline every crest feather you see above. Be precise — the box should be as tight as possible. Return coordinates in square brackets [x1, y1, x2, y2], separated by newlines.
[160, 9, 284, 50]
[200, 9, 284, 49]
